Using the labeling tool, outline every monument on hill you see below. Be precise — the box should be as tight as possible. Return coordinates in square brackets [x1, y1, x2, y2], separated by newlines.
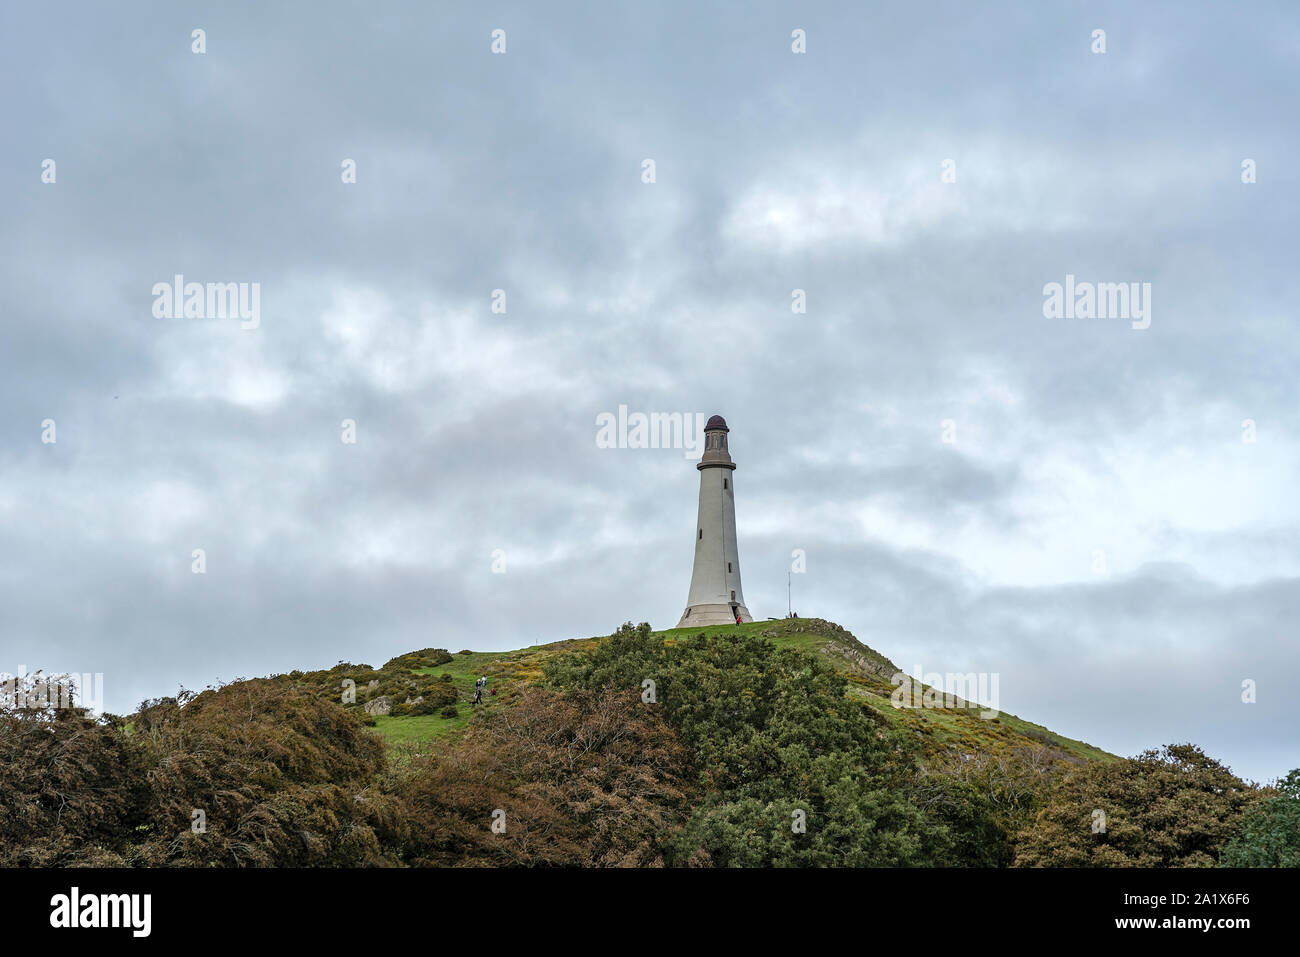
[676, 415, 753, 627]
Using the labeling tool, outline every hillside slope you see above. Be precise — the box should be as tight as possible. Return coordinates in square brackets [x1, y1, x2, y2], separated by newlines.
[369, 617, 1113, 765]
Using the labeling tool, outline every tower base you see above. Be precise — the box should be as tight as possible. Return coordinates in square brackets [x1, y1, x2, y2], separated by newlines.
[675, 602, 753, 628]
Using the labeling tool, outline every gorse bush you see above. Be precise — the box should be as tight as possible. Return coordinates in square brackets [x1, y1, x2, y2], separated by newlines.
[383, 648, 454, 671]
[395, 686, 692, 866]
[1219, 769, 1300, 867]
[0, 682, 401, 867]
[547, 622, 959, 866]
[131, 681, 400, 866]
[0, 707, 148, 866]
[1013, 744, 1260, 867]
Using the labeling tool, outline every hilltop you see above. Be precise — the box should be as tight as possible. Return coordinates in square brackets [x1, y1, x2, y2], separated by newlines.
[364, 616, 1113, 766]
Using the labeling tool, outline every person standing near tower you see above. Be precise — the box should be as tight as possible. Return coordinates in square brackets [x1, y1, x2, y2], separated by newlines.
[676, 415, 753, 627]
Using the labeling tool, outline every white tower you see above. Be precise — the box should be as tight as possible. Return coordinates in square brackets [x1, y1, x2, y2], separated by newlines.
[676, 415, 752, 627]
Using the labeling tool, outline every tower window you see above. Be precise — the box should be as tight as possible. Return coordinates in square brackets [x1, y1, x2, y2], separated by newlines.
[730, 590, 736, 600]
[699, 529, 703, 539]
[723, 478, 728, 489]
[728, 563, 732, 572]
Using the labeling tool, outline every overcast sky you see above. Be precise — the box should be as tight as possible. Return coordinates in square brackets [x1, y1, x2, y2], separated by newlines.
[2, 1, 1297, 784]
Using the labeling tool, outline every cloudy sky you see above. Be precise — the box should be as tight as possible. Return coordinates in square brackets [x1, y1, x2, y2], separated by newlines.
[2, 2, 1297, 783]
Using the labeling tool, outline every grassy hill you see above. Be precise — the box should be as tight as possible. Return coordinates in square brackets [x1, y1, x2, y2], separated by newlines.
[369, 617, 1113, 766]
[10, 615, 1274, 869]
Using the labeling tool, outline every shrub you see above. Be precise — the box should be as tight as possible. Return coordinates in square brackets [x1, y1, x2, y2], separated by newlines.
[384, 648, 454, 671]
[398, 687, 692, 866]
[1220, 769, 1300, 867]
[0, 679, 405, 868]
[131, 680, 400, 866]
[547, 621, 946, 866]
[1013, 743, 1260, 867]
[0, 708, 147, 866]
[440, 705, 459, 718]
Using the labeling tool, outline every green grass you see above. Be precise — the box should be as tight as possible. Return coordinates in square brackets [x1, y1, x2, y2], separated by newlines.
[370, 712, 465, 745]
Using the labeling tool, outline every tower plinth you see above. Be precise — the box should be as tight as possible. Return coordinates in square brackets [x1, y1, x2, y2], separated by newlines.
[676, 415, 752, 627]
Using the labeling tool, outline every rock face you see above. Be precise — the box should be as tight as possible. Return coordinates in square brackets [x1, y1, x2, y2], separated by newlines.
[364, 695, 392, 716]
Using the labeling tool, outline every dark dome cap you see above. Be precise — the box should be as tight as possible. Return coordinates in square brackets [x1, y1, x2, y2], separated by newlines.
[704, 414, 728, 431]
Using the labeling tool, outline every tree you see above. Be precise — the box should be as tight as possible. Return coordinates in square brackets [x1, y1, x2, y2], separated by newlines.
[1220, 769, 1300, 867]
[1014, 744, 1259, 867]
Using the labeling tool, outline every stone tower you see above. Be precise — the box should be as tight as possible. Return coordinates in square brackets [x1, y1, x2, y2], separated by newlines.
[676, 415, 752, 627]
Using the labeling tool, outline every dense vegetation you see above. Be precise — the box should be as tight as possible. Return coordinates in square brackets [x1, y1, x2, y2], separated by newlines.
[1013, 744, 1261, 867]
[1219, 770, 1300, 867]
[0, 621, 1289, 867]
[549, 623, 961, 865]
